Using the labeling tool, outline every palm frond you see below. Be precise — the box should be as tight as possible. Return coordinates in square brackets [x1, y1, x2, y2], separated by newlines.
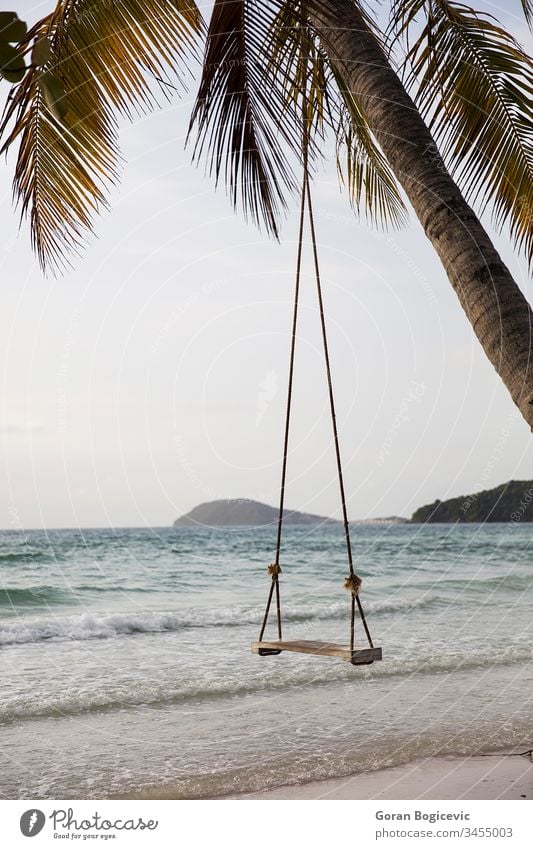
[1, 0, 203, 271]
[266, 0, 407, 229]
[328, 60, 408, 228]
[267, 0, 331, 142]
[520, 0, 532, 28]
[188, 0, 316, 239]
[391, 0, 533, 266]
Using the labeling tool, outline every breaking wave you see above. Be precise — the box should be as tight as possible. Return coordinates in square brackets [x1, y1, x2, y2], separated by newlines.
[0, 595, 437, 646]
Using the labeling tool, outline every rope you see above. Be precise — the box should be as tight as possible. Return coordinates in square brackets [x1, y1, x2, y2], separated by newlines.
[304, 171, 373, 651]
[257, 146, 308, 644]
[258, 12, 374, 653]
[273, 144, 308, 569]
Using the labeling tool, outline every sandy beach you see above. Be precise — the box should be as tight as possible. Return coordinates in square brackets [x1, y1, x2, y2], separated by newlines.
[234, 753, 533, 801]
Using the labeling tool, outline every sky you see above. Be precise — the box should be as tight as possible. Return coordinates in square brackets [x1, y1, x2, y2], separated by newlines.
[0, 0, 532, 529]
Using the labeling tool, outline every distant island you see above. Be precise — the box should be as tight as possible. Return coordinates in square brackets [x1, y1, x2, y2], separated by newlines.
[173, 499, 340, 527]
[411, 480, 533, 523]
[173, 480, 533, 527]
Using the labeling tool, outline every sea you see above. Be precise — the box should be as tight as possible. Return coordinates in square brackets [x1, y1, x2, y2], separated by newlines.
[0, 522, 532, 799]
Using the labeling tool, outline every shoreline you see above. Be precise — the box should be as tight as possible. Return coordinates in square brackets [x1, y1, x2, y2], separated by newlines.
[233, 752, 533, 801]
[118, 751, 533, 801]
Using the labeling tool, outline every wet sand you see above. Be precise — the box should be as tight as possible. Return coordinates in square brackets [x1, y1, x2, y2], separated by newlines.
[233, 752, 533, 800]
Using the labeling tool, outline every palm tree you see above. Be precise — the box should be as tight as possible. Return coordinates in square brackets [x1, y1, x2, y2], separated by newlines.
[1, 1, 532, 425]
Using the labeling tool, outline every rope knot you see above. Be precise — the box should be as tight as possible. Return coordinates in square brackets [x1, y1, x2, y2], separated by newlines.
[268, 563, 282, 578]
[344, 574, 362, 595]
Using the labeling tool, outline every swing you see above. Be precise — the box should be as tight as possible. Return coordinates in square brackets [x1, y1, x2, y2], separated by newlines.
[252, 54, 382, 667]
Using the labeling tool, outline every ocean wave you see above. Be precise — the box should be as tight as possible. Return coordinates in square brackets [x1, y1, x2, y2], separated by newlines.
[0, 611, 182, 645]
[0, 587, 71, 607]
[432, 574, 533, 593]
[0, 549, 51, 563]
[2, 643, 532, 723]
[0, 584, 186, 608]
[0, 595, 437, 646]
[384, 574, 533, 597]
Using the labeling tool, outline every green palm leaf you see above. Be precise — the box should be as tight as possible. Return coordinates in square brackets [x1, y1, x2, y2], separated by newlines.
[391, 0, 533, 265]
[1, 0, 203, 271]
[268, 0, 406, 227]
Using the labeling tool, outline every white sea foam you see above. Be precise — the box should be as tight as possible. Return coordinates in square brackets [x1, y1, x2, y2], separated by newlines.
[2, 641, 532, 723]
[0, 595, 438, 646]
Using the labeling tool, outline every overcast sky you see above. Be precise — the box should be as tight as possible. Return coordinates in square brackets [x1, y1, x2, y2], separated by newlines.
[0, 0, 531, 529]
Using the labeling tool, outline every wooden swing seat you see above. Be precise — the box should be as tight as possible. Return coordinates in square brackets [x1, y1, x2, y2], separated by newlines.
[252, 639, 382, 665]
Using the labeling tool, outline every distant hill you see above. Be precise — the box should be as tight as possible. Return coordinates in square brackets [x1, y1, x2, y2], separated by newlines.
[411, 480, 533, 523]
[173, 499, 339, 527]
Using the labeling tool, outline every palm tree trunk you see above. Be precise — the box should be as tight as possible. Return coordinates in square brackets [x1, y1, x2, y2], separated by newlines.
[309, 0, 533, 429]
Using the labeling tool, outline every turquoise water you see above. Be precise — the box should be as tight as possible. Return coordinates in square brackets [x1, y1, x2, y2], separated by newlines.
[0, 522, 532, 798]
